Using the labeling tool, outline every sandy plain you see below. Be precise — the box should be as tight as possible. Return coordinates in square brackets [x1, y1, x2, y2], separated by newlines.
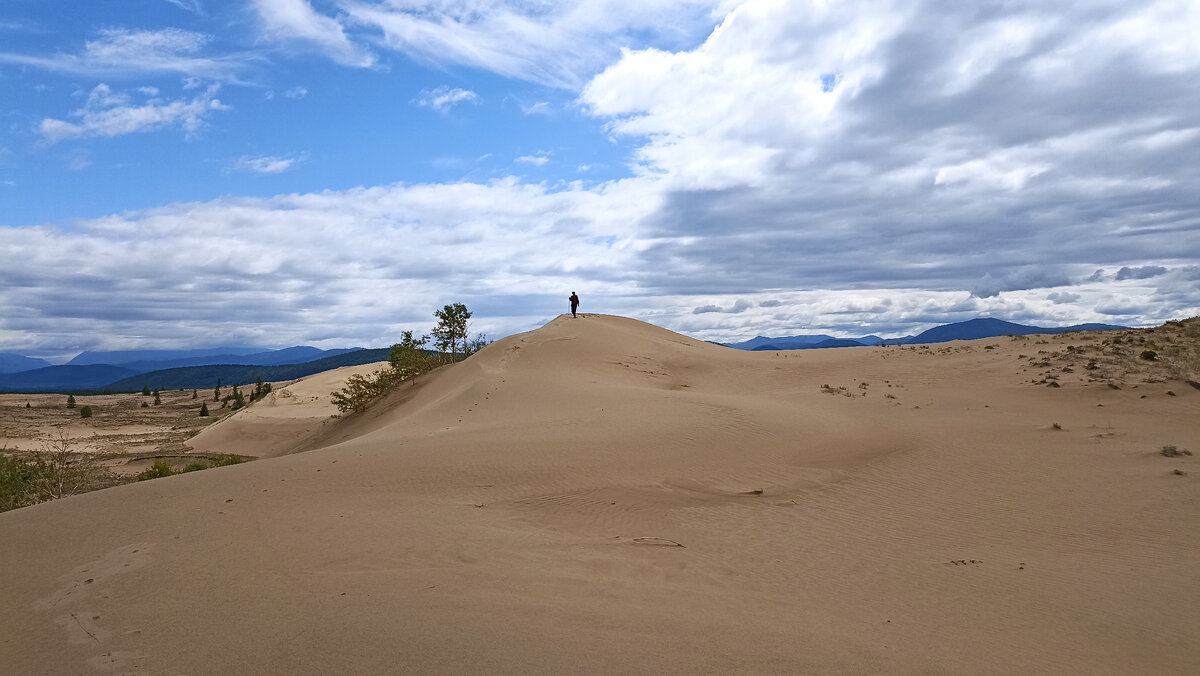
[1, 314, 1197, 674]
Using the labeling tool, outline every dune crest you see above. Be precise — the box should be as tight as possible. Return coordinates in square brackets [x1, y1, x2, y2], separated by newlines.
[2, 315, 1197, 674]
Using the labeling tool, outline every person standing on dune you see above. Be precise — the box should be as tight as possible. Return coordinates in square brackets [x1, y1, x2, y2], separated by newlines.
[569, 292, 580, 318]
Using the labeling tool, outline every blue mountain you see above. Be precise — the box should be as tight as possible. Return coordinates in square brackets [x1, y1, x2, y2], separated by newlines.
[727, 318, 1126, 351]
[0, 364, 138, 392]
[0, 352, 52, 374]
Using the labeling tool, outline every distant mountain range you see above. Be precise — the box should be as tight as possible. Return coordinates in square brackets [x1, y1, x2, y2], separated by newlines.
[0, 346, 388, 393]
[722, 318, 1126, 351]
[0, 318, 1131, 392]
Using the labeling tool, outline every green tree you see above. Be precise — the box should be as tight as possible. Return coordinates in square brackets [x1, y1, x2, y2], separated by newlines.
[153, 389, 161, 406]
[199, 402, 210, 417]
[389, 331, 439, 379]
[214, 383, 221, 402]
[66, 394, 76, 409]
[432, 303, 472, 359]
[79, 406, 93, 418]
[192, 389, 198, 399]
[142, 385, 151, 396]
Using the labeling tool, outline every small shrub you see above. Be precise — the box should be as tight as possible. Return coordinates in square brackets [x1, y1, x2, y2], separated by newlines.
[1052, 422, 1062, 430]
[136, 459, 177, 481]
[1160, 445, 1192, 457]
[199, 402, 209, 417]
[66, 394, 76, 409]
[1141, 350, 1158, 361]
[181, 461, 209, 473]
[79, 406, 93, 418]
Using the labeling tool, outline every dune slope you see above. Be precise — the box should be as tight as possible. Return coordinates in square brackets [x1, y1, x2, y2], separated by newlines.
[2, 315, 1197, 674]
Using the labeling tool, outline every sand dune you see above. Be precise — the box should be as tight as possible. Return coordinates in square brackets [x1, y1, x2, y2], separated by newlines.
[2, 314, 1197, 674]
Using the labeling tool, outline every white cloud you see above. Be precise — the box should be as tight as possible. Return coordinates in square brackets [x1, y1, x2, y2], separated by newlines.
[252, 0, 376, 68]
[521, 101, 552, 115]
[0, 28, 247, 82]
[231, 154, 301, 174]
[342, 0, 721, 89]
[163, 0, 204, 13]
[284, 86, 308, 99]
[39, 83, 230, 144]
[515, 153, 549, 166]
[415, 86, 479, 112]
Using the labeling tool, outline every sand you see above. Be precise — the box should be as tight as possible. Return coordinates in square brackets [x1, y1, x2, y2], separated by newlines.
[1, 314, 1197, 674]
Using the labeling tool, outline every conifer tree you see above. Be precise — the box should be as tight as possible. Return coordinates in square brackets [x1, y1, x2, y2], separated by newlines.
[66, 394, 76, 409]
[199, 402, 209, 417]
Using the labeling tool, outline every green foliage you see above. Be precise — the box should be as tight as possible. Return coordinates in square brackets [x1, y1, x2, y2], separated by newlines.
[214, 383, 221, 401]
[0, 433, 114, 511]
[329, 368, 404, 414]
[432, 303, 472, 358]
[0, 452, 38, 512]
[229, 385, 246, 410]
[153, 389, 161, 405]
[66, 394, 76, 408]
[138, 454, 246, 480]
[192, 389, 198, 399]
[199, 402, 209, 417]
[250, 376, 272, 403]
[1141, 350, 1158, 361]
[137, 459, 177, 481]
[142, 385, 152, 396]
[79, 405, 93, 418]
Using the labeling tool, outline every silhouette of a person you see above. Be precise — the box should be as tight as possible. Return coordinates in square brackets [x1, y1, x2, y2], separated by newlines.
[569, 292, 580, 318]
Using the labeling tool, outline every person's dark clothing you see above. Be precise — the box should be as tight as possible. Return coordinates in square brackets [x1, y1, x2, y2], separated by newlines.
[569, 293, 580, 318]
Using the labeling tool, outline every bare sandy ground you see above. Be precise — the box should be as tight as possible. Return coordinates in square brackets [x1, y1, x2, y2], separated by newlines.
[1, 315, 1196, 674]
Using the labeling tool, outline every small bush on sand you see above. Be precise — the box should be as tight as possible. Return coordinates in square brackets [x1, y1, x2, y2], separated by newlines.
[1160, 445, 1192, 457]
[1141, 350, 1158, 361]
[137, 459, 178, 481]
[1, 433, 115, 511]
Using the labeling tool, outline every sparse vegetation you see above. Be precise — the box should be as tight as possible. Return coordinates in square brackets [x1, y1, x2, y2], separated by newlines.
[0, 432, 117, 512]
[66, 394, 76, 408]
[135, 454, 246, 481]
[330, 304, 490, 415]
[1160, 445, 1192, 458]
[1141, 350, 1158, 361]
[199, 402, 209, 417]
[79, 405, 93, 418]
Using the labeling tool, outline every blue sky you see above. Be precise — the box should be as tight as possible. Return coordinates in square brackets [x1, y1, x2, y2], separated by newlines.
[2, 0, 1199, 361]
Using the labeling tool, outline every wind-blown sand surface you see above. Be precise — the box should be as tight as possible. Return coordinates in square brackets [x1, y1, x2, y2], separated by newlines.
[2, 315, 1197, 674]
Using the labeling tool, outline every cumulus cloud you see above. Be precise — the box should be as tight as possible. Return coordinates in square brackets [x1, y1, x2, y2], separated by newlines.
[970, 267, 1073, 299]
[1047, 292, 1081, 305]
[577, 0, 1200, 309]
[415, 86, 479, 112]
[0, 178, 655, 352]
[39, 83, 230, 144]
[1115, 265, 1168, 280]
[691, 298, 753, 314]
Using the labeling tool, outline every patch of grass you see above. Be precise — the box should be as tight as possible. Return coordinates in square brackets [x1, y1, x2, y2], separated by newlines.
[136, 453, 248, 481]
